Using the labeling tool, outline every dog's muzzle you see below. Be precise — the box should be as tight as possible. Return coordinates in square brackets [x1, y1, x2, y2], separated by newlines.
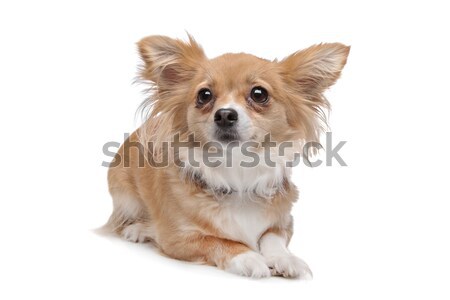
[214, 108, 240, 142]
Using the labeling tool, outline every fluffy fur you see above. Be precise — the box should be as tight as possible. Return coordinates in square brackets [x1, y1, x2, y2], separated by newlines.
[104, 35, 349, 278]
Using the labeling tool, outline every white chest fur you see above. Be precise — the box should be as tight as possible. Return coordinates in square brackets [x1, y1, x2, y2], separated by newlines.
[180, 145, 295, 249]
[181, 146, 292, 199]
[212, 199, 273, 250]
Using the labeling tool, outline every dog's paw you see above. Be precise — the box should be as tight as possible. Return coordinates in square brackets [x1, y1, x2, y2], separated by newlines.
[121, 223, 149, 243]
[266, 255, 313, 279]
[226, 251, 271, 278]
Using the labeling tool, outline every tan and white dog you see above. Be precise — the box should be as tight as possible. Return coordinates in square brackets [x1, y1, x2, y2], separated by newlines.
[104, 35, 349, 278]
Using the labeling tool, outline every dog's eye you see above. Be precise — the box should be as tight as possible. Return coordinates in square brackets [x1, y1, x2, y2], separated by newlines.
[250, 86, 269, 104]
[197, 88, 213, 106]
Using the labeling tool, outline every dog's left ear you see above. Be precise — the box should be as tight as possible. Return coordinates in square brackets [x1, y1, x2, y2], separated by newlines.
[280, 43, 350, 95]
[279, 43, 350, 142]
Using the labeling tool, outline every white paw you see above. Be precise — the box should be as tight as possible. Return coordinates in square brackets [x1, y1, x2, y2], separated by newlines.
[121, 223, 149, 243]
[226, 251, 271, 278]
[266, 255, 313, 279]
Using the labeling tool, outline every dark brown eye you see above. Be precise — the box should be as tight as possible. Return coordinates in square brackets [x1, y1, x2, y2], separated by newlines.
[197, 88, 213, 106]
[250, 86, 269, 104]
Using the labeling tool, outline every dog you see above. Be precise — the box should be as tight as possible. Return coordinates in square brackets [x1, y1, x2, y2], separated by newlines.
[104, 35, 349, 278]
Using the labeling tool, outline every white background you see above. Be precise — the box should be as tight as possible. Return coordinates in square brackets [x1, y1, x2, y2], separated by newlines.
[1, 1, 449, 299]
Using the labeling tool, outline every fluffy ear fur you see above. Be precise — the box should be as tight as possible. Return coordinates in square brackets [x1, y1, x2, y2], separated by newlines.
[137, 35, 206, 91]
[136, 35, 206, 158]
[280, 43, 350, 142]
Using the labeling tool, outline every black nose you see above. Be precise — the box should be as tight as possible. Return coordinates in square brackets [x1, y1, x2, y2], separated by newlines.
[214, 108, 238, 128]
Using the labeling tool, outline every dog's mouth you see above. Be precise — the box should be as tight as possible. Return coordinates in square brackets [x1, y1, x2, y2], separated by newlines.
[215, 128, 240, 143]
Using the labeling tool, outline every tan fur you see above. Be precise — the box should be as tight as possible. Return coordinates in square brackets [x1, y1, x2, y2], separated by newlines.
[104, 35, 349, 276]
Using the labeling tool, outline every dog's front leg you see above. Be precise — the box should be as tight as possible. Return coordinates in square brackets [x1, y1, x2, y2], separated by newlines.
[163, 234, 271, 278]
[259, 229, 313, 279]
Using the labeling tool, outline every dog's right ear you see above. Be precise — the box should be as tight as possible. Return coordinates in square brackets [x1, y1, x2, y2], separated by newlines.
[137, 35, 206, 89]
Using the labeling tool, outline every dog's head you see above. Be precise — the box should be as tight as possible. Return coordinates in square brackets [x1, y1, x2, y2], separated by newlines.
[137, 35, 349, 150]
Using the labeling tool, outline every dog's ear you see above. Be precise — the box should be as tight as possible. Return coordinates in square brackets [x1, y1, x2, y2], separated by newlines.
[281, 43, 350, 96]
[279, 43, 349, 142]
[137, 35, 206, 89]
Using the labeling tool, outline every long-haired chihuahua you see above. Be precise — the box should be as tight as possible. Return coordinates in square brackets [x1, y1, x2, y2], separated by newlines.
[104, 35, 349, 278]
